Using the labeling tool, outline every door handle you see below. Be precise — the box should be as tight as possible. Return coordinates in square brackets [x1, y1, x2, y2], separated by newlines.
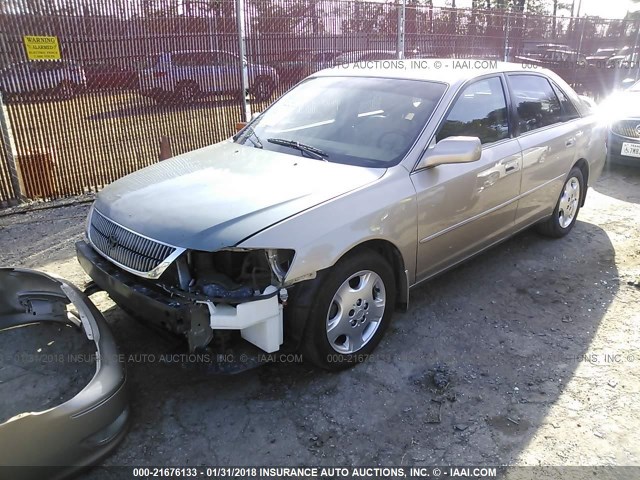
[503, 159, 520, 173]
[565, 139, 575, 147]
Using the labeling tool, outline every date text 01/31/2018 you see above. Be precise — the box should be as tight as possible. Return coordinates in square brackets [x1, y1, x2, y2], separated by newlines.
[131, 466, 499, 478]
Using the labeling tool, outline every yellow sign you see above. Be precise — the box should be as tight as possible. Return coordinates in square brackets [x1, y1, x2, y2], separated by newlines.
[23, 36, 61, 60]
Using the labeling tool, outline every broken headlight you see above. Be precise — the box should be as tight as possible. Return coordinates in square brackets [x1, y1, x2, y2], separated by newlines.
[162, 248, 294, 298]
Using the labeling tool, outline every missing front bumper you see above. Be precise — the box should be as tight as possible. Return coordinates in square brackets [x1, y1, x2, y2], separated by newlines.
[0, 268, 129, 480]
[76, 240, 284, 355]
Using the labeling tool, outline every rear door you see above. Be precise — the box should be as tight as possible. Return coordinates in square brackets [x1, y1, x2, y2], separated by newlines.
[172, 52, 218, 92]
[216, 52, 241, 93]
[505, 73, 579, 227]
[412, 75, 523, 281]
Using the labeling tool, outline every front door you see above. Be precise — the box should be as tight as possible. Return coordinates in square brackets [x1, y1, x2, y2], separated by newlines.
[412, 75, 523, 281]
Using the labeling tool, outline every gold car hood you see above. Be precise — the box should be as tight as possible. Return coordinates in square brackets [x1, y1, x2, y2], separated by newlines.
[94, 141, 385, 251]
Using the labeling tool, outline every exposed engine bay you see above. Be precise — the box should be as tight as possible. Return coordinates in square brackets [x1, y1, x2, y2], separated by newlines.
[163, 248, 294, 300]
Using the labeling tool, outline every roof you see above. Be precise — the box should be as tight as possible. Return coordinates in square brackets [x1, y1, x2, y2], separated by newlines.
[313, 59, 552, 87]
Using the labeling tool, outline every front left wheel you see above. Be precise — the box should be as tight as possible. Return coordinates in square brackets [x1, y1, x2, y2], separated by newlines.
[300, 249, 396, 371]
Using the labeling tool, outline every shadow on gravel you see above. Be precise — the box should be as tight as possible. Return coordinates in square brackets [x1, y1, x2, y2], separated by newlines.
[87, 218, 617, 469]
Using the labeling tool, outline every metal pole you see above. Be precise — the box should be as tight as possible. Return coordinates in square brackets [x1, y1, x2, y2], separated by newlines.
[209, 14, 215, 53]
[236, 0, 251, 121]
[573, 0, 582, 46]
[396, 0, 405, 59]
[577, 16, 586, 56]
[503, 9, 510, 62]
[0, 93, 24, 203]
[214, 11, 219, 50]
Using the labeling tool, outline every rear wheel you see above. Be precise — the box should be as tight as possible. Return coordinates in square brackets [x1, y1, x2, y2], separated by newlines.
[300, 249, 396, 371]
[536, 167, 584, 238]
[251, 77, 275, 102]
[176, 82, 199, 104]
[152, 91, 175, 105]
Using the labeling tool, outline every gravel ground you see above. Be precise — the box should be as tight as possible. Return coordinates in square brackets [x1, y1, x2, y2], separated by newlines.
[0, 163, 639, 477]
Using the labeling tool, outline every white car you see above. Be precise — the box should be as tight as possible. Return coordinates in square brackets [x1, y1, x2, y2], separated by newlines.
[0, 60, 86, 100]
[138, 50, 279, 104]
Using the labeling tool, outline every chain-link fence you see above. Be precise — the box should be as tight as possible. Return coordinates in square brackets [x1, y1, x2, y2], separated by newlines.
[0, 1, 639, 207]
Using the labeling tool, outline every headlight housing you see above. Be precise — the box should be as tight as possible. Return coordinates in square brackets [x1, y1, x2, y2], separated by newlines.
[161, 248, 295, 297]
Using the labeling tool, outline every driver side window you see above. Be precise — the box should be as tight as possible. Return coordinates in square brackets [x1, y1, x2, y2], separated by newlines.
[436, 76, 510, 145]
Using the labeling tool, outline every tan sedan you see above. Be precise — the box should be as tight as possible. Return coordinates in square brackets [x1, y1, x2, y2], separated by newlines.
[77, 61, 607, 371]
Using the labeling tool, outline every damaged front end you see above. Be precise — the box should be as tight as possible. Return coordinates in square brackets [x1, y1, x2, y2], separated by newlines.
[153, 247, 294, 353]
[0, 268, 129, 480]
[76, 208, 298, 365]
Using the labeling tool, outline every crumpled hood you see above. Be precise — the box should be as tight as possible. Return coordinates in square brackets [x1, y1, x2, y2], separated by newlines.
[95, 141, 385, 251]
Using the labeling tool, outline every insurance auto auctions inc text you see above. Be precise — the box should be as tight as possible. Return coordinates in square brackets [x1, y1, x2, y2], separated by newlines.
[335, 59, 499, 70]
[249, 466, 497, 478]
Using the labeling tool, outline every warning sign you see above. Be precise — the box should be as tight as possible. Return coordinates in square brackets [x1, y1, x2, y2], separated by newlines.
[23, 36, 61, 60]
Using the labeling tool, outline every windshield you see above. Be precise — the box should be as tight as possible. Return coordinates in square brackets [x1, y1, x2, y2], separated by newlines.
[235, 76, 447, 167]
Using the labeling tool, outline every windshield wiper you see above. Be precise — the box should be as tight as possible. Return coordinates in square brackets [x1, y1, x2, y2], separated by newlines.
[235, 126, 263, 149]
[267, 138, 328, 160]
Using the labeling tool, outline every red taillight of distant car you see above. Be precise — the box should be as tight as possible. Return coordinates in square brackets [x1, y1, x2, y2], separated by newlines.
[154, 71, 167, 78]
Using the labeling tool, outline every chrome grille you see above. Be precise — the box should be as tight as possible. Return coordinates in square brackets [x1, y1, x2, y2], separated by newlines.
[611, 120, 640, 138]
[89, 209, 177, 275]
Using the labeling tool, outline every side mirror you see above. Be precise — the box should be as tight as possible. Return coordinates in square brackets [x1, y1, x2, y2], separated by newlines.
[417, 136, 482, 169]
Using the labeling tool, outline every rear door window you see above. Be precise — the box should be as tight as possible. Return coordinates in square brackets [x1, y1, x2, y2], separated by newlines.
[173, 52, 215, 67]
[217, 52, 238, 66]
[551, 83, 580, 121]
[508, 74, 562, 133]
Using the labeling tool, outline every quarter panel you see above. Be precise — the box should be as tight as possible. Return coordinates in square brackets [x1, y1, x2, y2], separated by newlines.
[514, 120, 578, 226]
[584, 120, 607, 185]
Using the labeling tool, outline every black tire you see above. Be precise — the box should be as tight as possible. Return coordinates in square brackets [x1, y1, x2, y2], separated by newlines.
[300, 249, 396, 371]
[251, 77, 275, 102]
[536, 166, 584, 238]
[176, 82, 199, 104]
